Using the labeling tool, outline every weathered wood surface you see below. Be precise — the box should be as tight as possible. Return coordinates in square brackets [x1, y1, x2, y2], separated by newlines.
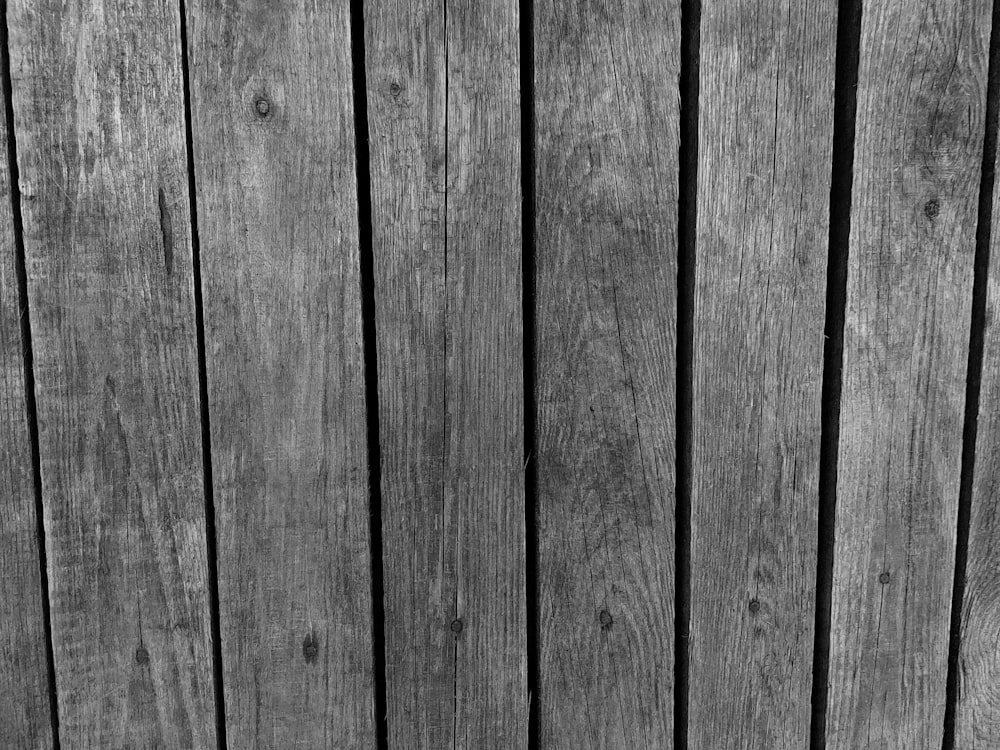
[0, 55, 53, 750]
[689, 1, 837, 747]
[956, 131, 1000, 748]
[6, 0, 217, 746]
[827, 0, 991, 746]
[365, 0, 526, 745]
[186, 0, 376, 746]
[534, 0, 680, 746]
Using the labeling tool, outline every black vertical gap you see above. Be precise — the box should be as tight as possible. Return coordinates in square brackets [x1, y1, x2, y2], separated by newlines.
[943, 1, 1000, 746]
[0, 4, 61, 747]
[810, 0, 862, 747]
[348, 1, 389, 747]
[675, 1, 699, 748]
[520, 0, 539, 744]
[176, 4, 227, 749]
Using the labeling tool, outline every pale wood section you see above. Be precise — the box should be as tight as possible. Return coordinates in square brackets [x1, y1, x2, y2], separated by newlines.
[690, 1, 838, 746]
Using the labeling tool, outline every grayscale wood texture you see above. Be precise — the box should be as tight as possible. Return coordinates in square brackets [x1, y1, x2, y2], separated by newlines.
[534, 0, 681, 746]
[186, 0, 377, 746]
[6, 0, 217, 746]
[0, 48, 53, 750]
[827, 0, 991, 746]
[364, 0, 526, 746]
[689, 1, 837, 747]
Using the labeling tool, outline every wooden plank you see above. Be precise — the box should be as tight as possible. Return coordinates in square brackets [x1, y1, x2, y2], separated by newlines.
[0, 58, 53, 750]
[533, 0, 680, 746]
[689, 1, 837, 746]
[827, 0, 991, 745]
[364, 0, 525, 744]
[186, 1, 376, 745]
[6, 1, 217, 746]
[958, 166, 1000, 747]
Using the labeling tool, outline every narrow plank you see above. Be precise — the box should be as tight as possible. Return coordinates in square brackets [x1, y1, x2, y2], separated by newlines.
[186, 0, 376, 745]
[958, 160, 1000, 747]
[689, 1, 837, 746]
[365, 0, 526, 744]
[0, 47, 53, 748]
[827, 0, 991, 746]
[6, 1, 217, 746]
[534, 0, 680, 746]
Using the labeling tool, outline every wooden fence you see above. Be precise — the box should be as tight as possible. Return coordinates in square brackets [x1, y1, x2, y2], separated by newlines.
[2, 0, 999, 747]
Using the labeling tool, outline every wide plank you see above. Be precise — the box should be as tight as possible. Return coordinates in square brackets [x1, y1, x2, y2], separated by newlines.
[7, 1, 217, 746]
[690, 1, 837, 747]
[185, 0, 377, 746]
[0, 47, 53, 750]
[827, 0, 991, 746]
[364, 0, 526, 745]
[534, 0, 680, 746]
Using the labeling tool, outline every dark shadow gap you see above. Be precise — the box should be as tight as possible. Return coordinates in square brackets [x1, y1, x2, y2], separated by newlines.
[810, 0, 862, 747]
[675, 1, 700, 748]
[942, 0, 1000, 746]
[0, 3, 61, 747]
[176, 4, 227, 748]
[520, 0, 539, 744]
[348, 1, 389, 747]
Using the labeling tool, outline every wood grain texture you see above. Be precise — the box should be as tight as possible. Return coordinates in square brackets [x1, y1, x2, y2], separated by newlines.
[0, 56, 53, 750]
[827, 0, 991, 746]
[7, 0, 217, 746]
[365, 0, 526, 745]
[690, 1, 837, 747]
[186, 0, 376, 746]
[534, 0, 680, 746]
[954, 91, 1000, 750]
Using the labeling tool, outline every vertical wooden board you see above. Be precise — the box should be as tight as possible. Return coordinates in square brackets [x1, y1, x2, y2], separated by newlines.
[827, 0, 990, 746]
[690, 1, 836, 747]
[0, 66, 53, 750]
[186, 1, 376, 746]
[534, 0, 679, 746]
[958, 171, 1000, 748]
[365, 0, 525, 745]
[7, 1, 217, 746]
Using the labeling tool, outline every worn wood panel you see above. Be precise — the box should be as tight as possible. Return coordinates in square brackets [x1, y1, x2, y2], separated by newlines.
[954, 103, 1000, 750]
[534, 0, 680, 746]
[186, 1, 376, 746]
[827, 0, 990, 746]
[0, 59, 53, 750]
[365, 0, 525, 745]
[690, 1, 837, 747]
[6, 0, 217, 746]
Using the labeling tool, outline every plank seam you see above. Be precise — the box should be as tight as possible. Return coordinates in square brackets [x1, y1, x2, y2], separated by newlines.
[0, 2, 61, 746]
[348, 0, 389, 744]
[942, 0, 1000, 746]
[176, 3, 227, 747]
[520, 0, 539, 743]
[675, 0, 700, 747]
[809, 0, 863, 746]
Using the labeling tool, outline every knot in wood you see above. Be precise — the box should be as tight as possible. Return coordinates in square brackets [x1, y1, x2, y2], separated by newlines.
[389, 81, 403, 97]
[599, 609, 613, 629]
[879, 571, 891, 584]
[302, 633, 319, 663]
[450, 618, 464, 634]
[135, 646, 150, 665]
[924, 199, 940, 219]
[254, 95, 272, 118]
[748, 599, 761, 615]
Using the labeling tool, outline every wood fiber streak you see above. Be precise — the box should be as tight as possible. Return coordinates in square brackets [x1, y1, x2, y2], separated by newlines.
[365, 0, 525, 746]
[186, 0, 376, 746]
[0, 47, 53, 750]
[534, 0, 680, 746]
[6, 0, 217, 746]
[827, 0, 991, 746]
[690, 1, 837, 747]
